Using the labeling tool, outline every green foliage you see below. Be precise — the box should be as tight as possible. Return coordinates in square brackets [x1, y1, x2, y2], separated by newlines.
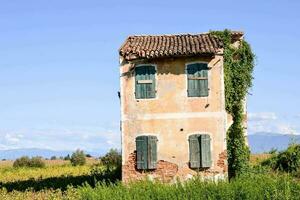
[78, 174, 300, 200]
[91, 149, 122, 183]
[64, 154, 71, 160]
[261, 144, 300, 173]
[211, 30, 255, 179]
[50, 156, 57, 160]
[70, 149, 86, 166]
[13, 156, 45, 168]
[91, 164, 121, 183]
[268, 148, 278, 154]
[86, 154, 92, 158]
[100, 149, 121, 168]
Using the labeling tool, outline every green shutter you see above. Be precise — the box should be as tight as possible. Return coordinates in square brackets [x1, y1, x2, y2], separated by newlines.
[136, 136, 148, 170]
[187, 63, 208, 97]
[135, 66, 156, 99]
[200, 134, 212, 168]
[136, 135, 158, 170]
[135, 67, 143, 99]
[188, 134, 201, 168]
[199, 66, 208, 97]
[148, 136, 157, 169]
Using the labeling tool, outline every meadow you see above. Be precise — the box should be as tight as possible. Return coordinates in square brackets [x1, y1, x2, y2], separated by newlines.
[0, 153, 300, 200]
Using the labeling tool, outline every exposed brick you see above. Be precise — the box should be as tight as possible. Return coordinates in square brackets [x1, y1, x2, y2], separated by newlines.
[217, 150, 228, 172]
[123, 151, 227, 182]
[122, 151, 178, 183]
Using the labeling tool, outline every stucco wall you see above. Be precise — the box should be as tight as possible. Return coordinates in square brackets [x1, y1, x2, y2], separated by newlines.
[120, 55, 228, 182]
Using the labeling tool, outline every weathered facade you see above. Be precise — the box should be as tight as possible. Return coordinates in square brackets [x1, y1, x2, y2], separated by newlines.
[119, 32, 245, 182]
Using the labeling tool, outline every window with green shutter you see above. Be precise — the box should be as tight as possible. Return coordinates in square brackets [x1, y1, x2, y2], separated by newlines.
[135, 65, 156, 99]
[136, 135, 158, 170]
[187, 63, 209, 97]
[189, 134, 212, 169]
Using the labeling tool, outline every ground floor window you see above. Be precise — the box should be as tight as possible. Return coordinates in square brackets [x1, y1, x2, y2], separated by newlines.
[135, 135, 158, 170]
[188, 134, 212, 168]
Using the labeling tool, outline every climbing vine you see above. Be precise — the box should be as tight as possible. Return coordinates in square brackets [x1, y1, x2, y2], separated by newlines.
[211, 30, 255, 179]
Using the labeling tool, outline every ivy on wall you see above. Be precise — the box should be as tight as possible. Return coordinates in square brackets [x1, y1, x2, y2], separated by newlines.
[211, 30, 255, 179]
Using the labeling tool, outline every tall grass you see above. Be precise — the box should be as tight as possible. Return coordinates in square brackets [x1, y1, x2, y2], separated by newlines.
[1, 155, 300, 200]
[79, 174, 300, 200]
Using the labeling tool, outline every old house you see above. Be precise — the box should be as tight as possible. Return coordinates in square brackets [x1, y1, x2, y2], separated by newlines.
[119, 31, 245, 182]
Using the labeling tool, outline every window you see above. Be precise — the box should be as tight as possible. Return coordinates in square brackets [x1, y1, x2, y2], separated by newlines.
[187, 63, 209, 97]
[188, 134, 212, 168]
[136, 135, 158, 170]
[135, 65, 156, 99]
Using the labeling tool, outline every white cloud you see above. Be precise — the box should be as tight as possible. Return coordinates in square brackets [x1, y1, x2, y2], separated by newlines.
[0, 126, 121, 154]
[248, 112, 300, 135]
[4, 133, 22, 144]
[276, 124, 299, 135]
[248, 112, 277, 121]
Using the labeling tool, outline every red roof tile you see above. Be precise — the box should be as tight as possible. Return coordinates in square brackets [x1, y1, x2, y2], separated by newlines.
[119, 33, 224, 61]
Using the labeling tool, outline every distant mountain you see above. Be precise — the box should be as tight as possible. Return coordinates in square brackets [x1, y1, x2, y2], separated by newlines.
[0, 148, 102, 160]
[1, 133, 298, 159]
[248, 132, 300, 153]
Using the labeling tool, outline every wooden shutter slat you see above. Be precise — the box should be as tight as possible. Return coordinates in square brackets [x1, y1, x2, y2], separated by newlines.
[189, 134, 201, 168]
[200, 134, 212, 168]
[137, 80, 153, 84]
[148, 136, 157, 169]
[136, 136, 148, 169]
[188, 77, 208, 80]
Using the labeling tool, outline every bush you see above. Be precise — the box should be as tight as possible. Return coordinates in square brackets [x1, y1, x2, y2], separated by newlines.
[64, 154, 71, 160]
[50, 156, 57, 160]
[100, 148, 121, 168]
[70, 149, 86, 166]
[89, 149, 121, 183]
[86, 154, 92, 158]
[261, 144, 300, 172]
[91, 164, 121, 183]
[13, 156, 45, 168]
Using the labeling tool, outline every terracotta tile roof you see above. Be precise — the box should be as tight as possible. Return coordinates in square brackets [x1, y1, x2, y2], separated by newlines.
[119, 33, 225, 61]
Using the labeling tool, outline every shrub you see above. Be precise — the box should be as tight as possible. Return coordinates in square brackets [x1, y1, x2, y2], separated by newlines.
[64, 154, 71, 160]
[90, 149, 121, 183]
[13, 156, 45, 168]
[70, 149, 86, 166]
[91, 164, 121, 183]
[50, 156, 57, 160]
[261, 144, 300, 172]
[100, 149, 121, 167]
[86, 154, 92, 158]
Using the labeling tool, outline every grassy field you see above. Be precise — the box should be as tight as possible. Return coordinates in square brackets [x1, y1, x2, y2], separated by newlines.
[249, 154, 272, 165]
[0, 155, 299, 200]
[0, 159, 99, 199]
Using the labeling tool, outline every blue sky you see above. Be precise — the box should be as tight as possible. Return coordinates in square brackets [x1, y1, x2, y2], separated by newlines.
[0, 0, 299, 153]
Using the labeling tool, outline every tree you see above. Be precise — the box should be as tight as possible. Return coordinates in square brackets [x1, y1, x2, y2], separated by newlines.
[100, 148, 121, 167]
[50, 156, 57, 160]
[70, 149, 86, 166]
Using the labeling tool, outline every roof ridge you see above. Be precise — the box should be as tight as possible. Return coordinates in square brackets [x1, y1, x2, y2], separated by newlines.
[128, 33, 211, 37]
[126, 30, 244, 38]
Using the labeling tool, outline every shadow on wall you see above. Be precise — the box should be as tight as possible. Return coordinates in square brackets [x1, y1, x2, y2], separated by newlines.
[120, 56, 214, 78]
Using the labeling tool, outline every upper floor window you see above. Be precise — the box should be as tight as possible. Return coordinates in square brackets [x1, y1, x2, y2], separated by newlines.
[135, 65, 156, 99]
[136, 135, 158, 170]
[187, 63, 209, 97]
